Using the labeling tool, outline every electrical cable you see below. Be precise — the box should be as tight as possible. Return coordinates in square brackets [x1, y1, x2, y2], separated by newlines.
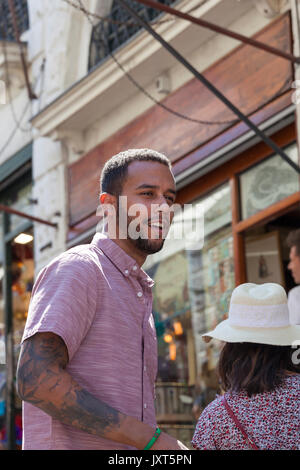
[77, 0, 240, 126]
[63, 0, 203, 27]
[117, 0, 300, 173]
[0, 59, 46, 157]
[74, 0, 292, 127]
[1, 38, 31, 133]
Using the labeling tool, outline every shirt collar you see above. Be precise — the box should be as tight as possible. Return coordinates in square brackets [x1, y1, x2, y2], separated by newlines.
[91, 232, 154, 288]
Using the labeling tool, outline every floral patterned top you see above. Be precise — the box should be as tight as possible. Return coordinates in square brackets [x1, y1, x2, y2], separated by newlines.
[191, 374, 300, 450]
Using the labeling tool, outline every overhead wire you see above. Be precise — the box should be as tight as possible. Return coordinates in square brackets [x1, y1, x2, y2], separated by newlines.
[118, 0, 300, 173]
[1, 38, 31, 133]
[75, 0, 239, 126]
[71, 0, 292, 127]
[63, 0, 204, 27]
[0, 59, 46, 157]
[0, 0, 46, 156]
[0, 1, 31, 133]
[1, 0, 292, 152]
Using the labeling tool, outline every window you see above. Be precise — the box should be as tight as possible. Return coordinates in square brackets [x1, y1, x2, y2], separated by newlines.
[239, 143, 300, 220]
[0, 0, 29, 41]
[143, 183, 234, 422]
[89, 0, 177, 70]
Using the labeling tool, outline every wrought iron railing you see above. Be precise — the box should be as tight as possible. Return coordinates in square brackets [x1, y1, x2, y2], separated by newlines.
[0, 0, 29, 41]
[89, 0, 177, 70]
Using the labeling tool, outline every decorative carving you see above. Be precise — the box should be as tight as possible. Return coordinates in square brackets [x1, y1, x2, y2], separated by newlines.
[50, 129, 85, 155]
[0, 41, 27, 100]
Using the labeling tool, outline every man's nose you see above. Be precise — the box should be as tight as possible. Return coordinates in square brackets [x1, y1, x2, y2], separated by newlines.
[157, 194, 171, 206]
[152, 196, 171, 211]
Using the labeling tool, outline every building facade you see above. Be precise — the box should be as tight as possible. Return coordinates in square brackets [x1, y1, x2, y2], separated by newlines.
[0, 0, 300, 449]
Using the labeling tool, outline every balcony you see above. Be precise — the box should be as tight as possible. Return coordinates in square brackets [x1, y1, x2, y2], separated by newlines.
[0, 0, 29, 42]
[0, 0, 29, 100]
[30, 0, 255, 140]
[89, 0, 177, 70]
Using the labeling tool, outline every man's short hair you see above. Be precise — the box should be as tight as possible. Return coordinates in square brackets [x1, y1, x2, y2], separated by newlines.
[100, 148, 172, 196]
[286, 228, 300, 257]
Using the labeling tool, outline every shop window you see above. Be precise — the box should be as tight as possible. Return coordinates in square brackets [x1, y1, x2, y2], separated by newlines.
[244, 206, 300, 293]
[240, 143, 300, 220]
[0, 176, 34, 450]
[143, 183, 234, 443]
[11, 228, 34, 450]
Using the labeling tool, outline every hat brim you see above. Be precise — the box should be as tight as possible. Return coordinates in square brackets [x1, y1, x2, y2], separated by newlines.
[202, 319, 300, 346]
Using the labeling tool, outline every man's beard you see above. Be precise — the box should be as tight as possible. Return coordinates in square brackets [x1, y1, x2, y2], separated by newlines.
[116, 201, 166, 254]
[133, 235, 165, 254]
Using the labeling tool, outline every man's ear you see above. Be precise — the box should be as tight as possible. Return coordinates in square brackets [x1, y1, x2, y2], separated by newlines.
[98, 192, 118, 238]
[98, 193, 118, 219]
[99, 192, 116, 207]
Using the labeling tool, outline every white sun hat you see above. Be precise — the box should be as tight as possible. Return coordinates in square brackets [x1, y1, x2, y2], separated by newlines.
[202, 283, 300, 346]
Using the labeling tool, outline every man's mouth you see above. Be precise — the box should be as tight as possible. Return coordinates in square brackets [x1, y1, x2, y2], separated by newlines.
[148, 221, 163, 229]
[147, 218, 169, 237]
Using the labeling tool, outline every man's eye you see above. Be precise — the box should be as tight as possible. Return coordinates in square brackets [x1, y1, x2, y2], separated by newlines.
[141, 192, 153, 196]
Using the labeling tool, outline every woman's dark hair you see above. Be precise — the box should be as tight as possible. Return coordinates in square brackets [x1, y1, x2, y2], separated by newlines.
[100, 148, 172, 197]
[218, 342, 300, 397]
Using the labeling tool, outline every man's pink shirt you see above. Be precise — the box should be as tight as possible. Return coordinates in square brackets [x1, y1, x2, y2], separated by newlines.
[21, 233, 157, 450]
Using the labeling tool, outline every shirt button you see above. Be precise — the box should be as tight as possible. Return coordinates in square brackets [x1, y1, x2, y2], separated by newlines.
[124, 270, 129, 275]
[144, 403, 147, 409]
[137, 291, 143, 297]
[133, 266, 137, 271]
[144, 365, 147, 372]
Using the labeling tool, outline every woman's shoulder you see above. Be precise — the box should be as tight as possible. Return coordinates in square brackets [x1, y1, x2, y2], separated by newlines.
[198, 374, 299, 419]
[199, 394, 226, 419]
[226, 373, 300, 408]
[280, 373, 300, 394]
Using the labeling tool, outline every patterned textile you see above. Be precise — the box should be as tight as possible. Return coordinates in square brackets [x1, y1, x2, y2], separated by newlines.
[192, 375, 300, 450]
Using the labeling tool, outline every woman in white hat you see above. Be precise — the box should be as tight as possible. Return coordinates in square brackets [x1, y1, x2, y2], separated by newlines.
[191, 283, 300, 450]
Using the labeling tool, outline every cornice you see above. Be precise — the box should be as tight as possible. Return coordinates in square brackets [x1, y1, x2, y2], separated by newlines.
[30, 0, 253, 138]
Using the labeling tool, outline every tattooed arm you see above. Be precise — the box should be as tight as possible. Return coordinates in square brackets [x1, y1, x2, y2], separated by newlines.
[16, 332, 150, 448]
[16, 332, 188, 449]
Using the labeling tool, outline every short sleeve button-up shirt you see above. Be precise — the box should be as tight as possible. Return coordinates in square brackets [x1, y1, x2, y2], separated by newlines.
[21, 232, 157, 450]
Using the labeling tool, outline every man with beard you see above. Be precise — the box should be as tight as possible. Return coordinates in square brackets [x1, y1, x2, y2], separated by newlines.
[17, 149, 188, 450]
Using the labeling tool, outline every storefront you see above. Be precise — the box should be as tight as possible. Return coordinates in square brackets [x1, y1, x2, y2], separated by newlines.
[168, 122, 300, 439]
[140, 123, 300, 443]
[0, 143, 34, 449]
[141, 180, 234, 441]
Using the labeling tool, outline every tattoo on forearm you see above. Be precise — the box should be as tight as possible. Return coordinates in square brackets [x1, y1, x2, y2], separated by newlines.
[16, 332, 122, 438]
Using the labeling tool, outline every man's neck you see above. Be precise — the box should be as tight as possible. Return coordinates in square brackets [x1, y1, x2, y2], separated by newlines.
[103, 231, 147, 267]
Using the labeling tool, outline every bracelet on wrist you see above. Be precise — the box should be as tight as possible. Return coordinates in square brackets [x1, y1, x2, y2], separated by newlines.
[143, 427, 161, 450]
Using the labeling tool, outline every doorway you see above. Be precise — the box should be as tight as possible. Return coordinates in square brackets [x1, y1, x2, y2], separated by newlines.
[244, 206, 300, 293]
